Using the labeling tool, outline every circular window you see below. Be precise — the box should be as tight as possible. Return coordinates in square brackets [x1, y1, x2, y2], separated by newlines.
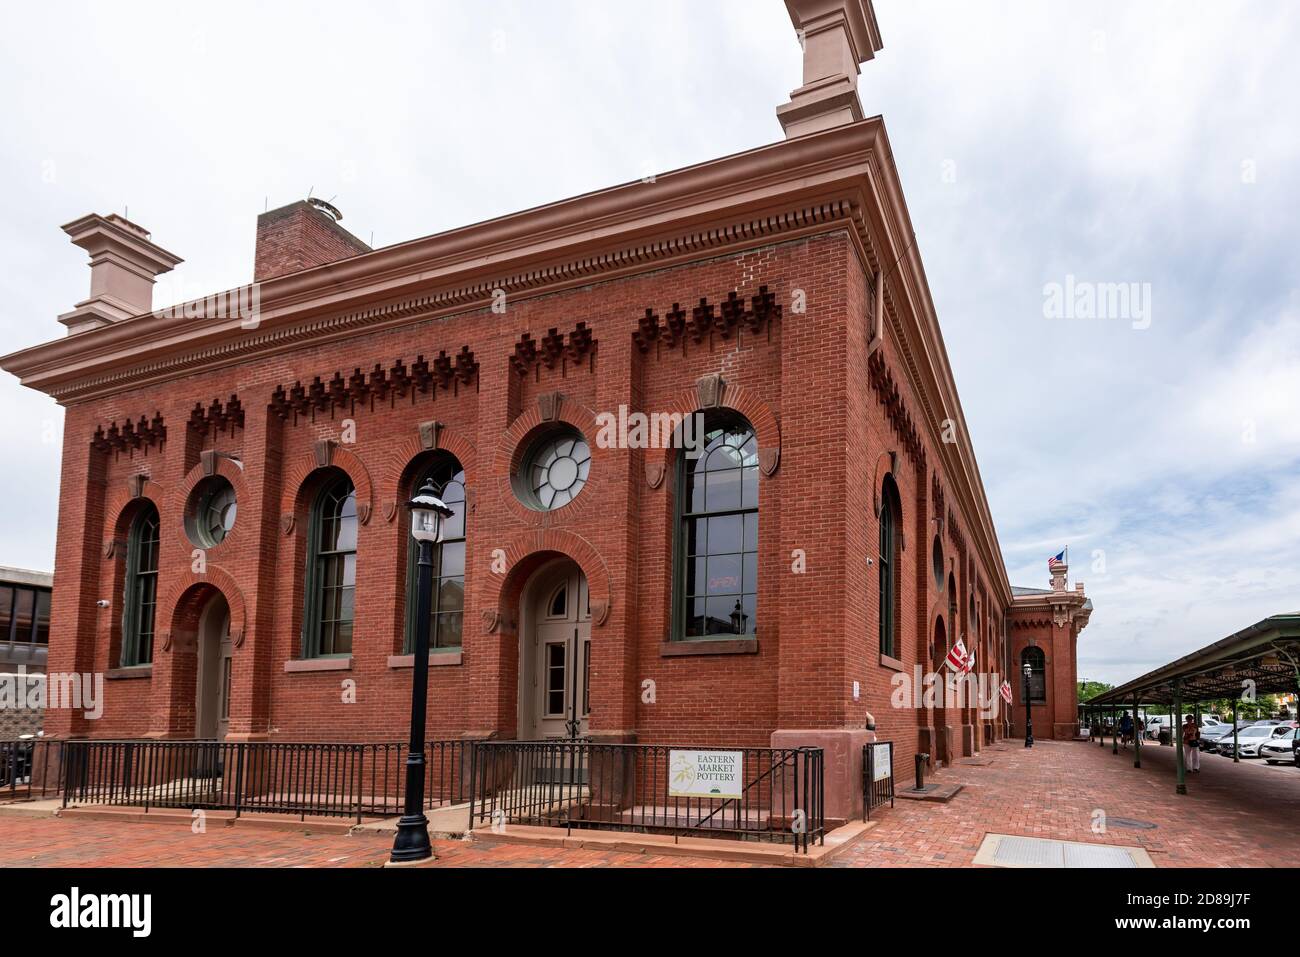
[515, 427, 591, 511]
[185, 476, 237, 547]
[932, 535, 945, 589]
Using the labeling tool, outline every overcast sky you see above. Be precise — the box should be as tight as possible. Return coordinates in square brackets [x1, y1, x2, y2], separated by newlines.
[1, 1, 1296, 685]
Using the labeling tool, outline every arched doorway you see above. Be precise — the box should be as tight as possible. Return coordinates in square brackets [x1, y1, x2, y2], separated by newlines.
[518, 559, 590, 740]
[195, 594, 232, 740]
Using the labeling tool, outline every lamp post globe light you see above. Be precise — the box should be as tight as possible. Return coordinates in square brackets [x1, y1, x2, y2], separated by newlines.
[391, 479, 455, 864]
[1022, 661, 1034, 749]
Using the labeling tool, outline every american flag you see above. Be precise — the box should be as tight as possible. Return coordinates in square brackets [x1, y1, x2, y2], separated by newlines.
[1048, 549, 1066, 570]
[944, 638, 969, 673]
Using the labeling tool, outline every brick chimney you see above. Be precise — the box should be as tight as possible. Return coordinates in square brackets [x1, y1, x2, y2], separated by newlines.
[57, 213, 182, 334]
[254, 199, 371, 282]
[777, 0, 883, 139]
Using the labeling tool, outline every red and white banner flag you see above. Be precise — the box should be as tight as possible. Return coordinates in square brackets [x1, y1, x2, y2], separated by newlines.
[999, 680, 1013, 704]
[944, 638, 968, 673]
[962, 646, 977, 675]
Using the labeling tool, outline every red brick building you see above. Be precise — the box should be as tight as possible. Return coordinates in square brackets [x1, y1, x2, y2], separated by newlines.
[1009, 573, 1093, 741]
[0, 0, 1088, 811]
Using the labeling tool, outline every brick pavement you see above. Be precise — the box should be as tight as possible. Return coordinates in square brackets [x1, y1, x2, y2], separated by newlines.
[833, 737, 1300, 867]
[0, 814, 757, 868]
[0, 738, 1294, 867]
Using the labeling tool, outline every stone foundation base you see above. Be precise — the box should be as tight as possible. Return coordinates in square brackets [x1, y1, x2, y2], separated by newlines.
[771, 728, 875, 824]
[961, 723, 977, 756]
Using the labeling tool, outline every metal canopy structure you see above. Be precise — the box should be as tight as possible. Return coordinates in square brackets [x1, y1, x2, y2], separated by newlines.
[1089, 612, 1300, 706]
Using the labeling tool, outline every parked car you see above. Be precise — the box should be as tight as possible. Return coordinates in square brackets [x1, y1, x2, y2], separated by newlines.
[1199, 724, 1237, 752]
[1219, 725, 1276, 758]
[1261, 728, 1298, 764]
[1146, 715, 1225, 741]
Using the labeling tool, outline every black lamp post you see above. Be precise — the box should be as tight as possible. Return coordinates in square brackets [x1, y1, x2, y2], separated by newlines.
[729, 600, 748, 635]
[390, 478, 454, 864]
[1022, 661, 1034, 748]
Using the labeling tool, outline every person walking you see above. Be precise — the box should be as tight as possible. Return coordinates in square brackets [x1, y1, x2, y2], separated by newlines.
[1182, 714, 1201, 773]
[1119, 712, 1133, 750]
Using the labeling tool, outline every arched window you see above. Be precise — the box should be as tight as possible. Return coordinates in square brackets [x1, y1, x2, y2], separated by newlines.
[1021, 646, 1046, 703]
[878, 475, 902, 658]
[121, 503, 159, 666]
[404, 455, 466, 651]
[303, 473, 357, 657]
[675, 410, 758, 640]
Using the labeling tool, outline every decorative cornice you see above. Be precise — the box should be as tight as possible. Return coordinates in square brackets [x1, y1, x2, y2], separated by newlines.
[512, 323, 596, 377]
[91, 412, 166, 454]
[866, 349, 925, 471]
[188, 395, 244, 437]
[269, 349, 478, 422]
[6, 125, 879, 401]
[633, 286, 779, 356]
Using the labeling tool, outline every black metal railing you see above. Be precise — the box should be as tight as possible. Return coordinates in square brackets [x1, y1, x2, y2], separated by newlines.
[468, 741, 825, 852]
[58, 739, 475, 823]
[862, 740, 894, 821]
[1, 739, 58, 800]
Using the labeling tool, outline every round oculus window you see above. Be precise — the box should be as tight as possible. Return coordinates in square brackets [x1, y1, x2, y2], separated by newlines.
[185, 476, 237, 547]
[517, 428, 591, 511]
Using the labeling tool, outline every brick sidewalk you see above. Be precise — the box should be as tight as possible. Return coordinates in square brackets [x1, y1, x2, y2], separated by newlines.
[0, 738, 1293, 867]
[0, 815, 757, 868]
[833, 737, 1300, 867]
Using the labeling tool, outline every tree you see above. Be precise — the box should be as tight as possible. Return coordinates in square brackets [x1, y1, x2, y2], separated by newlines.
[1077, 680, 1113, 702]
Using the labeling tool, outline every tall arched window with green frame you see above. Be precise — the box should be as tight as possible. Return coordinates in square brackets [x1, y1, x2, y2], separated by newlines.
[878, 475, 902, 659]
[673, 410, 758, 641]
[302, 472, 357, 658]
[1022, 646, 1047, 703]
[121, 503, 160, 666]
[403, 455, 466, 652]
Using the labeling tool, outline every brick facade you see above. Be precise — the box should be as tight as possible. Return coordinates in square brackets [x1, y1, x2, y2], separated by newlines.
[2, 117, 1088, 792]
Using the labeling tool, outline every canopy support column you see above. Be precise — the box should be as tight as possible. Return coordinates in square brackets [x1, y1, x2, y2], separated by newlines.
[1112, 707, 1119, 754]
[1232, 699, 1239, 763]
[1173, 680, 1186, 794]
[1133, 694, 1141, 768]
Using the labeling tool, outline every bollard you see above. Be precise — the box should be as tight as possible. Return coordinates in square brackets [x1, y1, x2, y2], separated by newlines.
[914, 752, 929, 790]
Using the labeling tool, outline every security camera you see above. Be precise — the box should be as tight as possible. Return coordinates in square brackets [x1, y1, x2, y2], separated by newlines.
[96, 599, 111, 608]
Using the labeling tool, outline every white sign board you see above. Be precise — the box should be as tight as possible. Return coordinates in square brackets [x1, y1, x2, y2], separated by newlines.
[668, 749, 744, 800]
[872, 744, 892, 782]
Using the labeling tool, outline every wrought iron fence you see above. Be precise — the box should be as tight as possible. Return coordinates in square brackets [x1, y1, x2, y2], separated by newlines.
[862, 740, 894, 821]
[468, 741, 825, 852]
[58, 739, 475, 823]
[0, 739, 60, 800]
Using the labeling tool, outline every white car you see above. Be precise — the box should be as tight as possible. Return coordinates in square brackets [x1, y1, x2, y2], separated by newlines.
[1220, 725, 1276, 758]
[1261, 728, 1298, 765]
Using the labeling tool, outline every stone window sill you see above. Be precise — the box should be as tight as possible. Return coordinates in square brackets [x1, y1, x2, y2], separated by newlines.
[660, 638, 759, 657]
[283, 656, 353, 673]
[106, 666, 153, 680]
[387, 652, 462, 669]
[879, 653, 905, 673]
